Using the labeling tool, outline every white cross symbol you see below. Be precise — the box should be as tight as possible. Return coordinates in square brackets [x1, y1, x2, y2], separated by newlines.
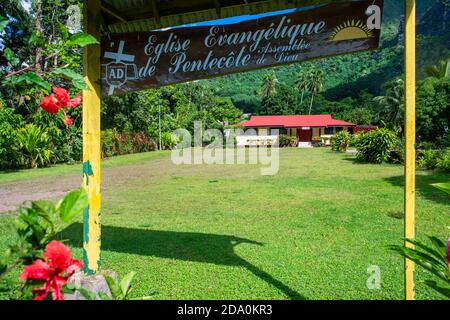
[104, 41, 135, 63]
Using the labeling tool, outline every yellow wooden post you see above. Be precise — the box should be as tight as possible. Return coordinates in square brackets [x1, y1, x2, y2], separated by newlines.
[82, 0, 102, 275]
[404, 0, 416, 300]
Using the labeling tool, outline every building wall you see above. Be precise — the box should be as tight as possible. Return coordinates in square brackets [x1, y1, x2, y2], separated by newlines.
[312, 128, 320, 139]
[251, 126, 352, 139]
[258, 128, 269, 136]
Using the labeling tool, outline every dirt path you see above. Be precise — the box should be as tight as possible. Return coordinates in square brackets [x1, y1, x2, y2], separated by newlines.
[0, 157, 172, 214]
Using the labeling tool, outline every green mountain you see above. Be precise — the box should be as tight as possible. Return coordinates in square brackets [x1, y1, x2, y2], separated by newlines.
[202, 0, 449, 113]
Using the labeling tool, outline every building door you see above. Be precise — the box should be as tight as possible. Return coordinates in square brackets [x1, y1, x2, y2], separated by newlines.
[297, 128, 312, 142]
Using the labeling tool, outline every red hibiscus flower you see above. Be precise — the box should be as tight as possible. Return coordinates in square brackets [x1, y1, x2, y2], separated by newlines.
[66, 94, 82, 108]
[40, 87, 82, 125]
[63, 115, 74, 127]
[20, 240, 83, 300]
[40, 94, 60, 114]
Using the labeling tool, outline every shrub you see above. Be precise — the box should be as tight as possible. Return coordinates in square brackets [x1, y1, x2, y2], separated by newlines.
[0, 107, 24, 169]
[17, 124, 53, 168]
[389, 139, 405, 164]
[417, 149, 442, 170]
[331, 130, 351, 152]
[45, 125, 82, 164]
[132, 132, 157, 153]
[161, 132, 178, 150]
[348, 134, 359, 148]
[355, 128, 398, 164]
[101, 130, 156, 158]
[279, 135, 297, 147]
[436, 149, 450, 173]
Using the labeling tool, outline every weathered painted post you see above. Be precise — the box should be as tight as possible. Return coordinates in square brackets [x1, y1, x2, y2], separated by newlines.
[404, 0, 416, 300]
[82, 0, 102, 275]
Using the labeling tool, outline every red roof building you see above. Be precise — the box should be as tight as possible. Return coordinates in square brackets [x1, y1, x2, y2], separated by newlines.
[238, 114, 356, 147]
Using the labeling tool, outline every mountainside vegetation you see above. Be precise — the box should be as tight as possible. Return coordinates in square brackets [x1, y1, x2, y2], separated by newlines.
[202, 0, 450, 114]
[0, 0, 448, 171]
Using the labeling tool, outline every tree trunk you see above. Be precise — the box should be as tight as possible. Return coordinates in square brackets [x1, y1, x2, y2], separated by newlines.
[309, 93, 315, 115]
[35, 0, 43, 76]
[300, 90, 304, 105]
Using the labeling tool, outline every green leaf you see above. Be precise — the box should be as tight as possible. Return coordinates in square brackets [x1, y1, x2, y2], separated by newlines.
[404, 238, 448, 268]
[65, 282, 76, 290]
[431, 183, 450, 195]
[423, 280, 450, 299]
[72, 77, 88, 91]
[31, 200, 56, 233]
[120, 271, 136, 298]
[427, 236, 448, 263]
[32, 200, 56, 218]
[77, 287, 97, 300]
[0, 16, 8, 32]
[98, 291, 111, 300]
[50, 68, 87, 90]
[28, 31, 45, 47]
[59, 188, 88, 223]
[103, 274, 120, 299]
[67, 33, 98, 47]
[389, 245, 448, 282]
[58, 22, 69, 41]
[17, 72, 51, 93]
[61, 284, 76, 294]
[3, 48, 20, 67]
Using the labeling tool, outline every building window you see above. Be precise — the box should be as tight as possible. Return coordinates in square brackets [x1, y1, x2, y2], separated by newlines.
[270, 128, 286, 135]
[325, 127, 334, 134]
[335, 127, 343, 133]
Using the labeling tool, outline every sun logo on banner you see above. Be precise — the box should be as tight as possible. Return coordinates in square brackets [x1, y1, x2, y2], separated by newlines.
[329, 19, 373, 41]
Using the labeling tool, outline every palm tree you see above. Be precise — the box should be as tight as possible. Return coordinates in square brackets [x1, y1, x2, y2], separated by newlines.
[307, 67, 325, 115]
[423, 59, 450, 79]
[374, 78, 405, 128]
[260, 73, 278, 99]
[295, 71, 311, 106]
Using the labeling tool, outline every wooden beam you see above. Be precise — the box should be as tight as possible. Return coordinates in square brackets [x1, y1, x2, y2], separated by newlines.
[107, 0, 348, 33]
[101, 1, 128, 23]
[151, 0, 161, 24]
[404, 0, 416, 301]
[213, 0, 222, 17]
[83, 0, 102, 275]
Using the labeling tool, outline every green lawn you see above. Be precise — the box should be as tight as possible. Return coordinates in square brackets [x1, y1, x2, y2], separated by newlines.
[0, 148, 449, 300]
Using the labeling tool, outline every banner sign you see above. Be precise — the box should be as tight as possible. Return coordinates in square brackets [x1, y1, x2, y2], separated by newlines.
[101, 0, 383, 96]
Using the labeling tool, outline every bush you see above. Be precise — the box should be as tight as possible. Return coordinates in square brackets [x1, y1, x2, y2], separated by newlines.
[46, 125, 82, 164]
[0, 107, 24, 169]
[132, 132, 157, 153]
[17, 124, 53, 168]
[279, 135, 297, 148]
[389, 139, 405, 164]
[331, 131, 351, 152]
[355, 128, 398, 163]
[161, 132, 178, 150]
[417, 149, 442, 170]
[436, 149, 450, 172]
[101, 129, 156, 158]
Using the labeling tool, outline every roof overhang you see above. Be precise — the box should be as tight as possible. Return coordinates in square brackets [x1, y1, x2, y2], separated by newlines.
[101, 0, 350, 33]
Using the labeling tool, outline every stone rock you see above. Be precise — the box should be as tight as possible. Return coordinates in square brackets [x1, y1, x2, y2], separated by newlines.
[64, 270, 118, 300]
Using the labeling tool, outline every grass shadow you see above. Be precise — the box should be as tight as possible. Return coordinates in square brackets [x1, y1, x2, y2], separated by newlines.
[61, 223, 306, 300]
[384, 171, 450, 205]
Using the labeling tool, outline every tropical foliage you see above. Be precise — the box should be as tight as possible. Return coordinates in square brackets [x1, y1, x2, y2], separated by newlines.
[331, 130, 352, 152]
[0, 187, 88, 299]
[355, 128, 399, 164]
[389, 236, 450, 298]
